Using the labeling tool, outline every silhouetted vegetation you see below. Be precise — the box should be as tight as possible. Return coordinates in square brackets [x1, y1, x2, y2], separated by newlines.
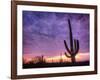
[23, 61, 89, 69]
[64, 19, 79, 63]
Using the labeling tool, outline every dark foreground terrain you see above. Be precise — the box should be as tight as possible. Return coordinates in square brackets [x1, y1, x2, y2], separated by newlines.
[23, 61, 89, 69]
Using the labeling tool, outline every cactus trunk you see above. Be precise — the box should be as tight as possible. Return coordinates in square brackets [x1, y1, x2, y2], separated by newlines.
[71, 56, 76, 63]
[68, 19, 74, 52]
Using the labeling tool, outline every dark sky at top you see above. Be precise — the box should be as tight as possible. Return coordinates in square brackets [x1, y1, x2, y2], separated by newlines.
[23, 11, 90, 57]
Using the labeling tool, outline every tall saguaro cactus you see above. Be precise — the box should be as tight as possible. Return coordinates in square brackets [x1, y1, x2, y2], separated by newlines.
[64, 19, 79, 63]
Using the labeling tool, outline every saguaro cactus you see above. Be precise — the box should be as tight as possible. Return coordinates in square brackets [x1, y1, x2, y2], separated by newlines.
[64, 19, 79, 63]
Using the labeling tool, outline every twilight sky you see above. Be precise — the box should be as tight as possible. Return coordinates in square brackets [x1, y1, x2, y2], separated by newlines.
[23, 11, 90, 57]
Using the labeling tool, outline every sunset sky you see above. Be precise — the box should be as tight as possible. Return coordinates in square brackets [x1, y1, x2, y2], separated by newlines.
[23, 11, 90, 62]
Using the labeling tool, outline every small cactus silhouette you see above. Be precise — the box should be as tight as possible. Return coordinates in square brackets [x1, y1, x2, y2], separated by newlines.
[64, 19, 79, 63]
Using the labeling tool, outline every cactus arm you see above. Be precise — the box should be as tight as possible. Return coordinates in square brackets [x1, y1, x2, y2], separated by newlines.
[64, 52, 71, 58]
[74, 40, 79, 55]
[74, 39, 77, 52]
[64, 40, 71, 53]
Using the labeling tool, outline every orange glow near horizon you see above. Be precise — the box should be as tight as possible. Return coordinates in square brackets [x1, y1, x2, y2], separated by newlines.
[46, 55, 71, 63]
[23, 53, 89, 64]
